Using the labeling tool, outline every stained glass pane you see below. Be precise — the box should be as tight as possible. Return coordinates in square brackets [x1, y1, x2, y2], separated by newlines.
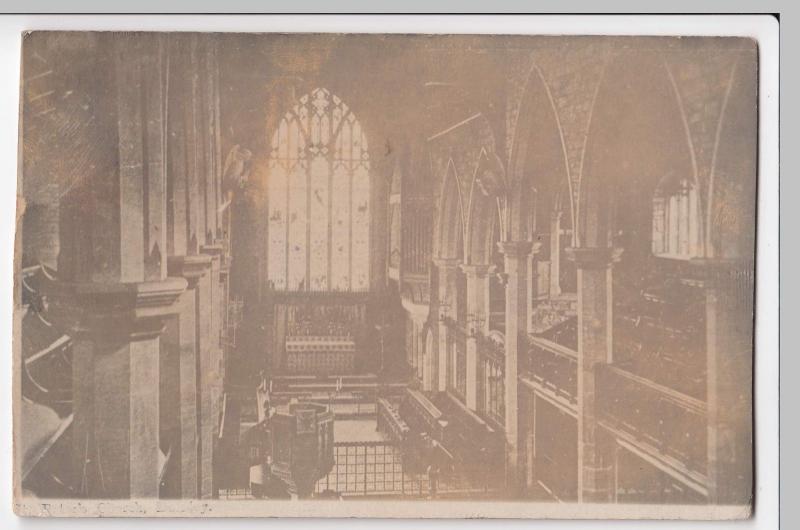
[351, 164, 370, 291]
[276, 119, 288, 159]
[360, 130, 370, 162]
[351, 119, 362, 162]
[287, 161, 307, 291]
[330, 161, 350, 291]
[309, 155, 329, 291]
[339, 118, 352, 164]
[267, 162, 287, 290]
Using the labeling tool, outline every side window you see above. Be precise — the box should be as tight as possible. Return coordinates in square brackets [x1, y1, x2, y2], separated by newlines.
[652, 177, 703, 259]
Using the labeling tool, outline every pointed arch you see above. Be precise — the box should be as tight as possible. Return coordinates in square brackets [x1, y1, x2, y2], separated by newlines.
[506, 61, 572, 244]
[265, 87, 370, 292]
[465, 147, 503, 266]
[704, 59, 741, 258]
[704, 56, 757, 260]
[434, 157, 467, 261]
[577, 51, 696, 252]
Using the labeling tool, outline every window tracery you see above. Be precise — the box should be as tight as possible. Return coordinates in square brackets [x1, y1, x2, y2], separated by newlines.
[267, 88, 370, 292]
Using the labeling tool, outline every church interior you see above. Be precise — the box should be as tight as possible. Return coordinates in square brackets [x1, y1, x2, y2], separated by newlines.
[17, 32, 756, 504]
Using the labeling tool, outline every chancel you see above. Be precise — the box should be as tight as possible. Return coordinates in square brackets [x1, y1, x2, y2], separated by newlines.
[16, 32, 756, 507]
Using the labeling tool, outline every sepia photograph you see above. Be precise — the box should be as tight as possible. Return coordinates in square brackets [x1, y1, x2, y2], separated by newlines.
[12, 26, 762, 518]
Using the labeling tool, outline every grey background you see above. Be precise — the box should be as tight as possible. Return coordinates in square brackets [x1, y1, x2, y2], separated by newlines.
[0, 4, 789, 530]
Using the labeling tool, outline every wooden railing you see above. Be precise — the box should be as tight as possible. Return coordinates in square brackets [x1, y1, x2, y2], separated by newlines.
[596, 364, 707, 477]
[522, 335, 578, 403]
[377, 398, 410, 443]
[265, 287, 372, 300]
[400, 388, 448, 442]
[433, 393, 505, 473]
[613, 313, 706, 400]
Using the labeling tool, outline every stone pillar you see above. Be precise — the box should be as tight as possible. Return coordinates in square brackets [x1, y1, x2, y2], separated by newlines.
[460, 263, 491, 410]
[526, 253, 536, 333]
[195, 41, 224, 491]
[49, 33, 182, 499]
[701, 259, 754, 506]
[199, 243, 224, 498]
[163, 33, 228, 498]
[58, 280, 186, 499]
[202, 243, 224, 385]
[162, 255, 212, 498]
[497, 241, 532, 495]
[197, 41, 219, 247]
[525, 392, 537, 491]
[401, 297, 430, 390]
[566, 246, 622, 503]
[423, 326, 436, 392]
[219, 250, 232, 389]
[433, 258, 461, 393]
[529, 242, 548, 331]
[185, 44, 224, 498]
[550, 211, 563, 298]
[212, 244, 227, 405]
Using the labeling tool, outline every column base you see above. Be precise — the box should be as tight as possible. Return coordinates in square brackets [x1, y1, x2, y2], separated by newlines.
[47, 277, 187, 498]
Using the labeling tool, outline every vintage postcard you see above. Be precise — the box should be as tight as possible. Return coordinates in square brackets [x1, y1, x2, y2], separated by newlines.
[13, 30, 757, 518]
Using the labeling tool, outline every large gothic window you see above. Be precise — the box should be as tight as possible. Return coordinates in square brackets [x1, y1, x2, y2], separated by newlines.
[267, 88, 370, 292]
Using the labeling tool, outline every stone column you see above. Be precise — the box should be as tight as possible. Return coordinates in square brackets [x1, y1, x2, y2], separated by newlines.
[525, 391, 537, 491]
[566, 246, 622, 503]
[433, 258, 461, 393]
[163, 33, 229, 498]
[168, 78, 219, 495]
[202, 243, 224, 384]
[194, 42, 224, 494]
[497, 240, 532, 495]
[197, 41, 218, 247]
[460, 263, 491, 410]
[550, 211, 563, 298]
[526, 253, 536, 334]
[701, 259, 754, 506]
[162, 255, 212, 498]
[423, 324, 437, 393]
[401, 297, 430, 390]
[199, 243, 224, 498]
[529, 241, 548, 332]
[50, 33, 183, 499]
[55, 280, 186, 499]
[219, 250, 232, 389]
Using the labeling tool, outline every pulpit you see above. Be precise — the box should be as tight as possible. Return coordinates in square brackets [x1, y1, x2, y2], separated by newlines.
[247, 393, 335, 499]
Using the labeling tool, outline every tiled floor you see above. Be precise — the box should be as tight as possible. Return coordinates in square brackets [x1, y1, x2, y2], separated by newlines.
[334, 419, 387, 443]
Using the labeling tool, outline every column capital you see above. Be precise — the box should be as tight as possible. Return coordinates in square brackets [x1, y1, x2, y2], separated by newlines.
[200, 243, 225, 260]
[432, 256, 462, 270]
[217, 240, 233, 274]
[497, 240, 535, 259]
[168, 254, 212, 287]
[459, 263, 494, 278]
[565, 247, 623, 269]
[219, 261, 231, 280]
[48, 277, 187, 341]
